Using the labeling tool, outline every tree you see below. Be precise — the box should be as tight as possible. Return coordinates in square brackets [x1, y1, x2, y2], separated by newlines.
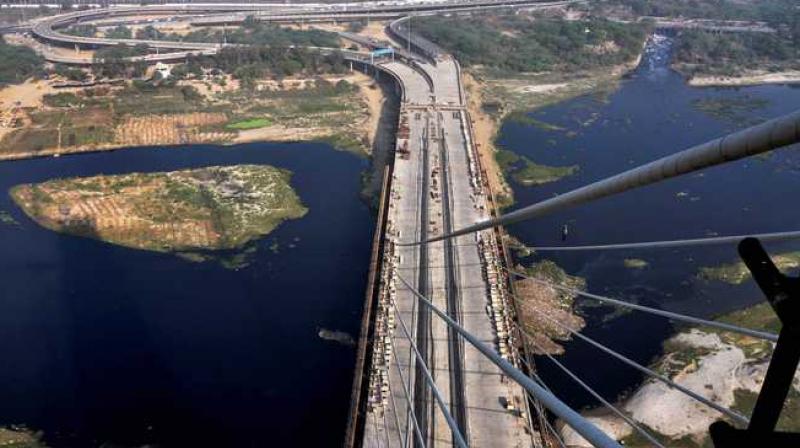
[106, 25, 132, 40]
[0, 37, 44, 85]
[135, 26, 163, 41]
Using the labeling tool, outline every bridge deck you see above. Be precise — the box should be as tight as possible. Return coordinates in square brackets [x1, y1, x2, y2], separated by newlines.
[364, 55, 533, 448]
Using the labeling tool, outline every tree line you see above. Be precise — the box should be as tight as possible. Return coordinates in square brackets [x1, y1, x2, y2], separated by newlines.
[414, 15, 649, 73]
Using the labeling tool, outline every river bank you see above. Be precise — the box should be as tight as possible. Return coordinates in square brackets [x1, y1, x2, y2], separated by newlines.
[464, 49, 644, 207]
[562, 301, 799, 448]
[685, 70, 800, 87]
[0, 71, 380, 162]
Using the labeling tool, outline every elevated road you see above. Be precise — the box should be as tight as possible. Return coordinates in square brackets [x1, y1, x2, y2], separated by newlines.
[27, 1, 577, 52]
[363, 52, 534, 448]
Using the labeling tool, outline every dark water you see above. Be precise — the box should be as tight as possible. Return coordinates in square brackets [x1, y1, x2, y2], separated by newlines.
[498, 35, 800, 410]
[0, 143, 374, 446]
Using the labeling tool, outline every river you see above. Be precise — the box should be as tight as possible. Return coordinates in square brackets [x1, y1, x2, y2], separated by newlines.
[498, 34, 800, 411]
[0, 143, 373, 446]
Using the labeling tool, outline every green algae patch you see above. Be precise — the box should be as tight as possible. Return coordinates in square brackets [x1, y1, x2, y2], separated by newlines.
[624, 258, 649, 269]
[0, 210, 19, 227]
[495, 149, 578, 187]
[505, 111, 565, 131]
[512, 158, 578, 186]
[10, 165, 307, 254]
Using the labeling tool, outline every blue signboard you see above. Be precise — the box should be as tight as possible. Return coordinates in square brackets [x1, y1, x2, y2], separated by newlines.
[371, 48, 395, 57]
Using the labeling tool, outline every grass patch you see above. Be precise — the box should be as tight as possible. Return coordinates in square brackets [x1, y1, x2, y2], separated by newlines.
[715, 302, 781, 335]
[506, 111, 565, 131]
[624, 258, 649, 269]
[226, 117, 271, 130]
[698, 251, 800, 285]
[320, 133, 368, 157]
[512, 158, 578, 186]
[495, 149, 520, 171]
[691, 96, 770, 125]
[495, 147, 577, 186]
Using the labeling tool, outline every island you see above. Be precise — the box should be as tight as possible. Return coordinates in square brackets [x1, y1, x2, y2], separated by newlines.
[0, 426, 45, 448]
[514, 260, 587, 354]
[495, 149, 578, 187]
[699, 251, 800, 285]
[624, 258, 649, 269]
[10, 165, 307, 254]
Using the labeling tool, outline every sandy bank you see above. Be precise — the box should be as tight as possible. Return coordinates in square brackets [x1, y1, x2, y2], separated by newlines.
[563, 327, 799, 446]
[688, 70, 800, 87]
[463, 72, 511, 201]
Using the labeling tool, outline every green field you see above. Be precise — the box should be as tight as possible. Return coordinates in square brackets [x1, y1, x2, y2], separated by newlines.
[226, 118, 272, 130]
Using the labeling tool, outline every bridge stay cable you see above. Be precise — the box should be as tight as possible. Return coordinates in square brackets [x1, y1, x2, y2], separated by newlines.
[395, 273, 623, 448]
[524, 230, 800, 252]
[393, 229, 800, 268]
[389, 321, 427, 448]
[519, 358, 581, 448]
[526, 377, 568, 448]
[386, 369, 409, 448]
[524, 308, 750, 425]
[523, 340, 666, 448]
[391, 298, 470, 448]
[399, 109, 800, 246]
[508, 268, 780, 342]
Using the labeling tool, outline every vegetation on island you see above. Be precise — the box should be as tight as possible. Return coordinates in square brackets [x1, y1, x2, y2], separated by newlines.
[698, 251, 800, 285]
[514, 260, 586, 354]
[690, 95, 770, 124]
[0, 37, 43, 86]
[495, 148, 578, 186]
[0, 426, 47, 448]
[414, 15, 649, 74]
[624, 258, 649, 269]
[10, 165, 308, 255]
[505, 111, 565, 131]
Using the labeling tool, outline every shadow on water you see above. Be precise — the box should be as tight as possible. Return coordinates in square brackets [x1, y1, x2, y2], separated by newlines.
[0, 142, 373, 446]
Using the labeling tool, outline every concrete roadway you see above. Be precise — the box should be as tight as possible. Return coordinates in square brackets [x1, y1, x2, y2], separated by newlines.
[365, 56, 532, 447]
